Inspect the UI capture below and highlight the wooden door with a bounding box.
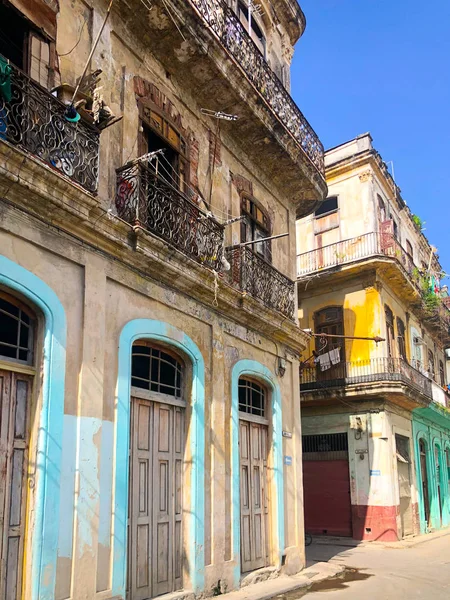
[419,440,430,527]
[239,419,269,573]
[129,397,184,600]
[395,434,413,538]
[0,370,32,600]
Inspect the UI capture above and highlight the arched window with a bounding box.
[314,306,344,352]
[385,305,395,358]
[238,377,266,417]
[0,292,35,364]
[439,360,445,387]
[396,317,407,361]
[428,349,435,381]
[131,342,183,397]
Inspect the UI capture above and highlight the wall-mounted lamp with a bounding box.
[277,357,286,378]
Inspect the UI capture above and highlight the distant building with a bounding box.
[297,133,450,541]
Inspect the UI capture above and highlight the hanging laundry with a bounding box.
[329,347,340,365]
[0,55,12,102]
[318,352,331,371]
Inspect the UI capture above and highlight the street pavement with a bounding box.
[300,532,450,599]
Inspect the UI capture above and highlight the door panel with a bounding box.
[239,420,268,573]
[0,370,32,600]
[303,459,352,537]
[129,398,184,600]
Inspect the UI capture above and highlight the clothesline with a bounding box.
[314,347,341,371]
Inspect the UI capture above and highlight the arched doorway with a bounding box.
[0,291,36,599]
[128,341,187,600]
[434,443,443,527]
[419,439,430,529]
[238,377,270,573]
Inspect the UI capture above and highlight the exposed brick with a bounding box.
[230,172,253,196]
[208,129,222,168]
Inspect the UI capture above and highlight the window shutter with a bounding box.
[29,33,50,88]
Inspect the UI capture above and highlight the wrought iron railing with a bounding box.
[297,232,416,282]
[300,357,432,399]
[0,55,99,192]
[115,161,225,270]
[188,0,324,175]
[225,245,295,319]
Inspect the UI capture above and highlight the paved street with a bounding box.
[300,533,450,599]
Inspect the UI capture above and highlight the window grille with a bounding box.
[131,344,183,397]
[302,433,348,461]
[238,378,266,417]
[0,294,34,364]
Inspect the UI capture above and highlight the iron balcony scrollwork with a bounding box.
[188,0,324,175]
[226,245,295,319]
[115,161,225,271]
[0,55,99,193]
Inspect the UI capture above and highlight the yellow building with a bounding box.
[0,0,326,598]
[296,133,450,542]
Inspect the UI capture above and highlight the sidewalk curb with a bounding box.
[214,563,345,600]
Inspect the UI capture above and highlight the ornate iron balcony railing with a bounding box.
[0,55,99,192]
[300,357,433,399]
[297,232,417,278]
[115,161,225,271]
[188,0,324,175]
[225,245,295,319]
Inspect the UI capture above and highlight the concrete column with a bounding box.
[72,255,107,598]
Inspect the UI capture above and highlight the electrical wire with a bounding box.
[59,16,88,57]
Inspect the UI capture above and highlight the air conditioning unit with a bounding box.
[413,336,425,345]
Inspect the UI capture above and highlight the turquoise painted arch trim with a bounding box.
[0,255,67,600]
[413,429,435,534]
[112,320,205,598]
[231,360,284,587]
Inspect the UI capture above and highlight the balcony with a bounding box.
[297,231,416,280]
[300,357,432,401]
[115,160,225,271]
[0,55,99,193]
[225,246,295,319]
[189,0,324,175]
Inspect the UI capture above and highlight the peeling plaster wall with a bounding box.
[0,215,305,599]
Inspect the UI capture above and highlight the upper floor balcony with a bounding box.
[115,159,225,271]
[117,0,326,214]
[300,356,436,406]
[0,54,99,193]
[225,245,295,319]
[297,231,450,342]
[188,0,324,175]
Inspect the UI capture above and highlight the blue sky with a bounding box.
[291,0,450,277]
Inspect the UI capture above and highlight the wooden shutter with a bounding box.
[28,33,50,88]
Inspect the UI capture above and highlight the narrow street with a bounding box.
[297,533,450,599]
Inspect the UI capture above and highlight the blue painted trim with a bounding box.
[230,360,284,588]
[0,255,66,600]
[112,320,205,598]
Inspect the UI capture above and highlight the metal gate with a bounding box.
[302,433,352,537]
[128,397,184,599]
[0,370,32,600]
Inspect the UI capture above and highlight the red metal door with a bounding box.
[302,433,352,537]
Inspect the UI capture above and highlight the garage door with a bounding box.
[302,433,352,537]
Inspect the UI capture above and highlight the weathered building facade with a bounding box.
[0,0,326,598]
[296,134,450,542]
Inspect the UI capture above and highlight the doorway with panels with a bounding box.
[238,377,270,574]
[0,291,36,600]
[127,341,187,600]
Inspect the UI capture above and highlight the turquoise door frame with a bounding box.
[112,319,206,598]
[0,255,67,600]
[231,360,284,587]
[412,408,450,533]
